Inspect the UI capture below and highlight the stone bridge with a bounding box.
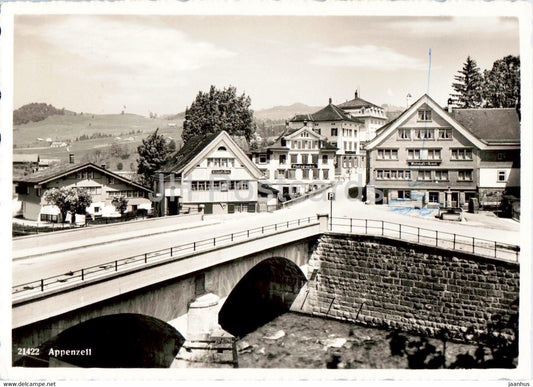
[12,215,519,367]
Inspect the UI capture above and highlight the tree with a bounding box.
[112,195,128,217]
[482,55,520,108]
[44,187,92,223]
[136,129,172,188]
[451,56,484,108]
[182,85,256,144]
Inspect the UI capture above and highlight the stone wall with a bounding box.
[302,233,519,340]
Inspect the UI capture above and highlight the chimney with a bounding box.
[406,93,412,108]
[328,98,332,105]
[69,153,75,164]
[447,98,453,113]
[355,89,359,98]
[101,163,106,169]
[303,120,308,126]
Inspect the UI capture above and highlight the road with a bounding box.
[12,182,520,287]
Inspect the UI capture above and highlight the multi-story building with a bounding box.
[288,99,366,183]
[157,131,263,215]
[337,90,388,141]
[250,125,337,200]
[365,94,520,209]
[14,157,152,222]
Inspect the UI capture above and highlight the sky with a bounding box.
[14,15,520,116]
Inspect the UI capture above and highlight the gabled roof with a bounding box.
[289,104,364,124]
[338,96,382,110]
[450,108,520,144]
[284,126,324,140]
[160,132,219,174]
[14,162,152,191]
[160,131,263,179]
[366,94,520,150]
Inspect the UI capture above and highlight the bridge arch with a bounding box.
[218,257,307,337]
[16,313,185,368]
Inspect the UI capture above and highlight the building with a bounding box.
[288,99,366,182]
[13,154,40,177]
[365,94,520,209]
[337,90,388,141]
[157,131,263,215]
[14,158,152,222]
[250,125,337,200]
[450,108,520,208]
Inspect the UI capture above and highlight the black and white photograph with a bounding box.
[1,0,531,383]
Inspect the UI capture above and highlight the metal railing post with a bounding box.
[399,224,402,239]
[350,218,353,233]
[494,242,497,258]
[453,234,456,250]
[214,237,216,246]
[41,279,44,291]
[115,260,118,271]
[247,230,250,238]
[436,231,438,247]
[145,253,147,263]
[81,269,84,281]
[262,226,264,234]
[417,227,420,243]
[170,247,173,257]
[194,241,196,251]
[365,219,367,234]
[472,238,475,254]
[382,221,384,236]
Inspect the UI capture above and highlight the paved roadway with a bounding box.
[12,182,521,287]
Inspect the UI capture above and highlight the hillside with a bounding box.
[253,103,322,121]
[13,103,75,125]
[13,113,183,172]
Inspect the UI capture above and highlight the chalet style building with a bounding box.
[157,131,263,215]
[250,125,337,200]
[365,94,520,208]
[14,158,152,222]
[337,90,388,141]
[288,99,366,183]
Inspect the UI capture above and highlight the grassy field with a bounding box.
[13,113,183,171]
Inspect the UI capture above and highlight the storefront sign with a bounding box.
[211,170,231,174]
[408,161,440,166]
[291,163,318,169]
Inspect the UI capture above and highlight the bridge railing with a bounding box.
[329,217,520,262]
[12,216,318,298]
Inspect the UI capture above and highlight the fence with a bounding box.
[329,217,520,262]
[12,216,318,298]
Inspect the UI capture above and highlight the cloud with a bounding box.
[30,16,236,75]
[310,45,427,71]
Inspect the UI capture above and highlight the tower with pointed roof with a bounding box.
[337,89,387,141]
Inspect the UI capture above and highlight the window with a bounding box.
[191,181,198,191]
[451,148,473,160]
[261,169,270,179]
[322,155,328,164]
[213,181,221,191]
[276,169,286,179]
[313,168,320,179]
[312,154,319,164]
[290,154,298,164]
[322,169,329,179]
[35,187,42,197]
[418,170,432,181]
[418,110,432,121]
[301,132,309,138]
[302,169,310,180]
[331,128,338,136]
[398,128,411,140]
[398,190,411,199]
[498,152,505,161]
[438,129,452,140]
[287,169,296,179]
[429,192,439,203]
[301,154,309,164]
[258,154,267,164]
[377,149,398,160]
[458,170,473,181]
[217,146,227,151]
[498,170,507,182]
[408,149,420,160]
[279,155,287,164]
[376,170,411,180]
[414,128,434,140]
[434,170,449,181]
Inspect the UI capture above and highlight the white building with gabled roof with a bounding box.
[157,131,263,215]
